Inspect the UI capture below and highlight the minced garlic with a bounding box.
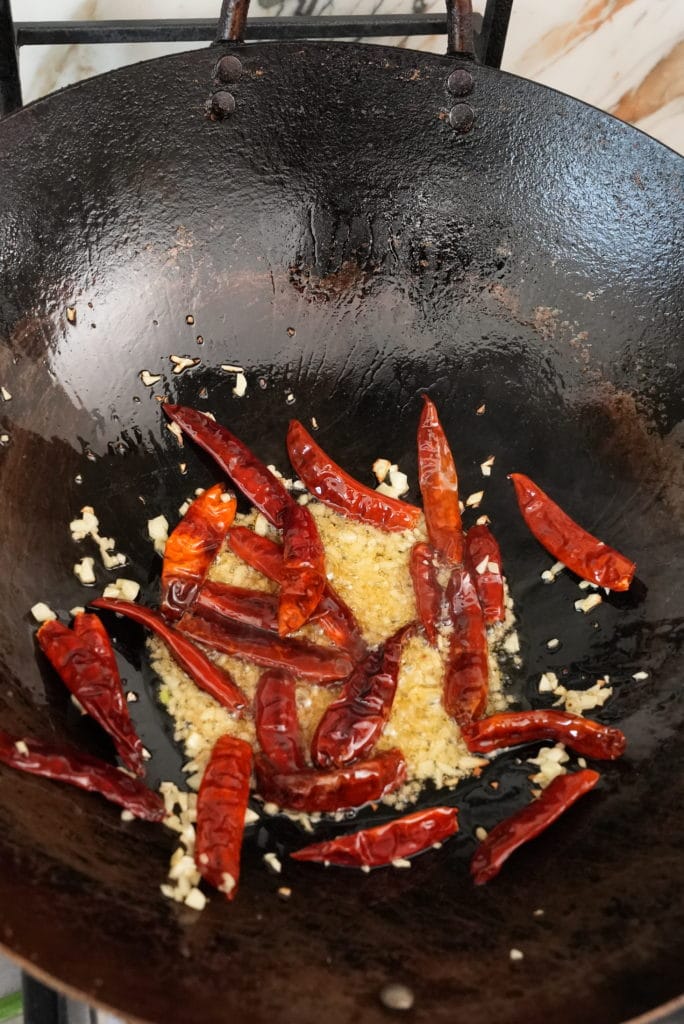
[149,500,514,818]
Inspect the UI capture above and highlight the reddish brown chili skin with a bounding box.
[287,420,421,532]
[471,769,600,884]
[313,588,367,662]
[195,580,280,633]
[510,473,636,591]
[254,669,306,772]
[292,806,459,867]
[409,542,442,645]
[255,748,407,812]
[417,395,464,564]
[0,731,164,820]
[464,524,505,624]
[311,624,414,769]
[38,617,145,777]
[91,599,247,713]
[443,568,489,728]
[195,735,252,899]
[73,612,120,677]
[228,527,366,660]
[463,710,626,760]
[227,527,285,581]
[71,613,145,773]
[161,484,236,619]
[163,404,294,528]
[177,613,353,683]
[278,501,326,636]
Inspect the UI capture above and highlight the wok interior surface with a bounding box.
[0,41,682,1024]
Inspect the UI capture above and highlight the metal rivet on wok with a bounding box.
[208,91,236,119]
[449,103,475,133]
[215,54,242,83]
[447,68,473,96]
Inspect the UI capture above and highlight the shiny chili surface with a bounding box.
[91,598,247,713]
[0,730,164,821]
[38,616,145,776]
[292,806,459,867]
[177,612,353,683]
[228,527,366,659]
[465,524,505,624]
[510,473,635,591]
[254,669,306,772]
[471,769,600,884]
[311,624,414,768]
[164,404,294,528]
[227,527,285,581]
[287,419,421,532]
[463,710,626,760]
[195,580,280,633]
[195,735,252,899]
[255,747,407,812]
[161,483,236,619]
[443,567,489,728]
[278,501,326,635]
[417,395,464,564]
[409,541,442,645]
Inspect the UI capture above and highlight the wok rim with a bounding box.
[0,39,681,163]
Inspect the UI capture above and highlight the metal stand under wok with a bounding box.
[0,0,513,116]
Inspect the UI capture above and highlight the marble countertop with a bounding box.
[10,0,684,155]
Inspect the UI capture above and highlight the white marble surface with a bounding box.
[11,0,684,154]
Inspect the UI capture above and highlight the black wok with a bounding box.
[0,10,682,1024]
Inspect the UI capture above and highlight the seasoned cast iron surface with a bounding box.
[0,41,682,1024]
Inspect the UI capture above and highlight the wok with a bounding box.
[0,1,682,1021]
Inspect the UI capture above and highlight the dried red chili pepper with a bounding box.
[228,527,366,660]
[311,623,414,769]
[0,730,164,821]
[177,612,353,683]
[287,419,421,532]
[463,710,626,760]
[91,598,247,713]
[254,669,306,772]
[278,501,326,636]
[195,735,252,900]
[443,567,489,728]
[163,404,294,528]
[417,395,464,564]
[471,769,600,884]
[195,580,280,633]
[464,524,505,624]
[255,747,407,812]
[292,806,459,867]
[37,616,145,777]
[227,527,284,580]
[510,473,636,591]
[312,587,367,662]
[161,483,236,619]
[409,542,442,645]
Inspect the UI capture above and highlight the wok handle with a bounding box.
[216,0,250,44]
[446,0,475,57]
